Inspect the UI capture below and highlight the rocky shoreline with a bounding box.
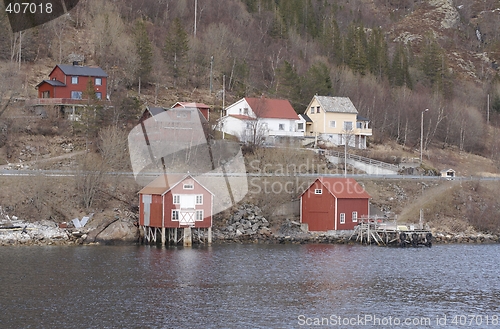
[0,205,499,246]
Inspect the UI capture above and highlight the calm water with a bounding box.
[0,243,499,329]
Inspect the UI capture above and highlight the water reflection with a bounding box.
[0,244,499,328]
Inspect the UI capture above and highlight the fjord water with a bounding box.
[0,243,499,328]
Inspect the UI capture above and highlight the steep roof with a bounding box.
[54,64,108,77]
[36,80,66,87]
[314,96,358,114]
[302,177,371,199]
[299,113,312,123]
[245,97,298,120]
[173,102,210,109]
[138,174,213,195]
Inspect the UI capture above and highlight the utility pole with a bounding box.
[222,74,225,139]
[487,93,490,125]
[210,55,214,95]
[420,108,429,164]
[194,0,197,37]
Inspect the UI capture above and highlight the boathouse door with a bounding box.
[179,195,196,226]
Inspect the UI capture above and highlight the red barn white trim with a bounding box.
[300,177,370,231]
[138,174,214,245]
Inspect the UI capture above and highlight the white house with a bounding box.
[219,97,303,143]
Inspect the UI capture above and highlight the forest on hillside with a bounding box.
[0,0,500,159]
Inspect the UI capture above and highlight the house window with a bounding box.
[316,106,320,113]
[246,122,253,129]
[344,121,353,131]
[172,210,179,221]
[310,107,315,114]
[196,195,203,205]
[243,108,249,115]
[95,92,102,100]
[173,195,180,204]
[71,91,82,99]
[183,183,194,190]
[278,124,285,131]
[352,211,358,222]
[314,189,322,194]
[340,213,345,224]
[196,210,204,221]
[329,121,336,128]
[71,76,78,84]
[357,122,363,129]
[42,91,50,98]
[297,123,304,130]
[95,77,102,86]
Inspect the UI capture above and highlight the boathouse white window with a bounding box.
[279,124,285,131]
[196,210,204,221]
[183,183,194,190]
[173,195,180,204]
[95,77,102,86]
[314,189,322,194]
[172,210,179,221]
[196,195,203,205]
[329,120,336,128]
[340,213,345,224]
[297,122,304,130]
[352,211,358,222]
[71,76,78,84]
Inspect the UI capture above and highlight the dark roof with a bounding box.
[147,107,168,116]
[55,64,108,77]
[300,113,313,122]
[356,114,370,121]
[36,80,66,87]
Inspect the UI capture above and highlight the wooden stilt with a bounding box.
[161,227,166,245]
[183,227,192,247]
[208,227,212,245]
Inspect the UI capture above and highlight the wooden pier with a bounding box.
[351,219,432,247]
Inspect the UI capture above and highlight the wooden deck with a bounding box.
[351,219,432,247]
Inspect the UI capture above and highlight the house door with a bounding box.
[179,195,196,226]
[142,195,152,226]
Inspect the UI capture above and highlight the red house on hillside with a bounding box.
[36,63,108,100]
[172,102,211,121]
[138,174,213,229]
[300,177,371,231]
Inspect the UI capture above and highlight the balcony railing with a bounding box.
[25,98,110,106]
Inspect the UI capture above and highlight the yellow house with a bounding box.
[303,96,372,149]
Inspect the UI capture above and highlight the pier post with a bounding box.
[183,227,192,247]
[174,228,178,244]
[208,227,212,245]
[161,227,165,245]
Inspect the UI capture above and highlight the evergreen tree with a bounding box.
[301,62,332,102]
[164,18,189,86]
[134,19,153,93]
[275,61,301,109]
[421,37,443,87]
[367,28,389,79]
[390,43,412,89]
[345,24,368,74]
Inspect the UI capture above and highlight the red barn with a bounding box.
[139,174,213,229]
[36,63,108,100]
[172,102,211,121]
[300,177,370,231]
